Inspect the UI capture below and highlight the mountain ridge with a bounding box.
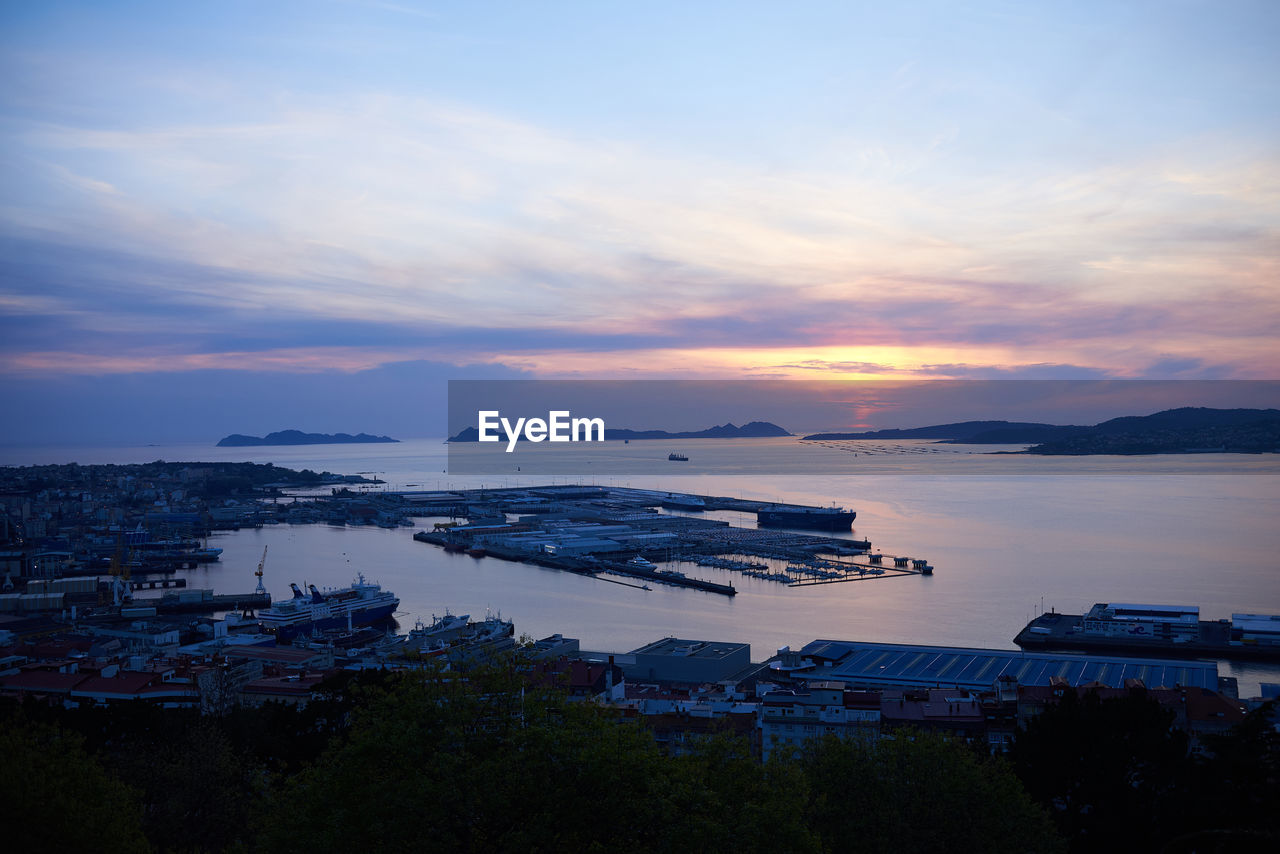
[448,420,791,442]
[803,408,1280,453]
[216,430,400,447]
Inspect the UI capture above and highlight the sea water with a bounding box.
[5,437,1278,694]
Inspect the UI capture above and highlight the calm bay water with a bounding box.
[6,437,1279,693]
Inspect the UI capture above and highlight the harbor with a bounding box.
[1015,603,1280,662]
[406,484,934,595]
[4,459,1278,698]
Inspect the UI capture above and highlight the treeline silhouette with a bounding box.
[4,666,1276,852]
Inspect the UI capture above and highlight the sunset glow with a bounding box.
[2,1,1277,441]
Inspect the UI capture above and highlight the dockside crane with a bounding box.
[107,536,133,607]
[254,546,268,595]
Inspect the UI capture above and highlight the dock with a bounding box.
[597,559,736,596]
[410,485,932,596]
[415,530,737,596]
[133,590,272,614]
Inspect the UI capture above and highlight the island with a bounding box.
[802,421,1081,443]
[802,408,1280,454]
[216,430,399,447]
[448,421,791,442]
[1022,407,1280,455]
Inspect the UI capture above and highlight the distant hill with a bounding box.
[216,430,399,447]
[1025,407,1280,455]
[607,421,791,441]
[802,409,1280,454]
[448,421,791,442]
[802,421,1080,442]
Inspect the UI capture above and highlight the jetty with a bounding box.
[410,485,932,596]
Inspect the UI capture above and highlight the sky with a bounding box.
[1,1,1278,443]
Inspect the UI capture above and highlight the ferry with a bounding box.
[1014,603,1280,662]
[756,504,856,531]
[661,493,706,511]
[258,574,399,640]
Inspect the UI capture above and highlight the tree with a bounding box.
[1162,700,1280,850]
[258,665,807,853]
[1010,688,1193,851]
[801,730,1064,854]
[1,712,148,853]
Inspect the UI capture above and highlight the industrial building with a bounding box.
[778,639,1220,692]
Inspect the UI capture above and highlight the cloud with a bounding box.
[0,359,532,445]
[2,85,1278,380]
[914,363,1117,380]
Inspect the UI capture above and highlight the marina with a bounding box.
[407,484,931,595]
[4,451,1278,697]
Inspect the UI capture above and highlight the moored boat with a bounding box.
[258,574,399,640]
[757,505,856,531]
[1014,604,1280,662]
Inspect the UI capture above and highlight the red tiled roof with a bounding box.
[71,671,158,697]
[224,646,326,664]
[242,675,326,696]
[1,670,88,693]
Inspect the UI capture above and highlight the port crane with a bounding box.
[254,546,267,595]
[106,536,133,607]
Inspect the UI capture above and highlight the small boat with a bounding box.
[668,452,688,462]
[627,555,657,570]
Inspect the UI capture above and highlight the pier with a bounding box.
[785,556,933,586]
[148,592,272,614]
[129,577,187,591]
[411,485,932,595]
[597,559,736,596]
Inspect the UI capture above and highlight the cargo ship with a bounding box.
[756,504,856,531]
[1014,603,1280,662]
[258,574,399,640]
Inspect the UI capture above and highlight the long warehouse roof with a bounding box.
[793,639,1219,690]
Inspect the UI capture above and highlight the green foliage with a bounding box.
[257,665,662,851]
[259,669,1061,854]
[202,476,254,497]
[24,675,1280,853]
[1011,688,1195,851]
[1,710,149,854]
[800,731,1064,854]
[674,734,819,852]
[112,718,261,853]
[1163,700,1280,850]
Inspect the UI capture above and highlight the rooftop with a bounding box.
[793,639,1219,691]
[631,637,750,660]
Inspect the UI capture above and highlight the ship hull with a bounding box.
[757,509,856,531]
[263,601,398,641]
[1014,612,1280,662]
